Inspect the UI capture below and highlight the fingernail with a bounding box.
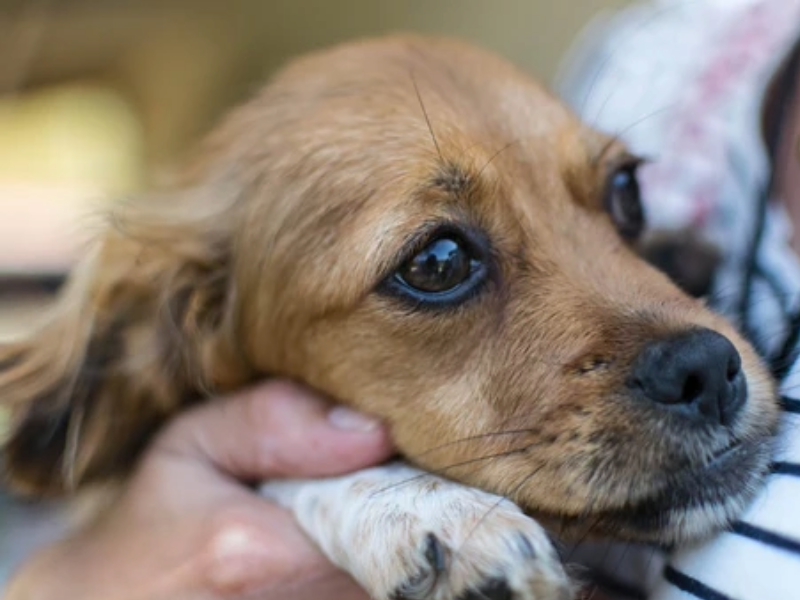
[328,406,381,432]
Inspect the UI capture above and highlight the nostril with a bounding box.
[680,373,704,403]
[628,376,645,392]
[726,355,741,382]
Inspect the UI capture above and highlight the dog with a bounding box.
[0,35,780,600]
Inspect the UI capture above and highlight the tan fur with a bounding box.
[0,35,780,545]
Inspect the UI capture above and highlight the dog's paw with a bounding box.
[261,463,574,600]
[383,496,572,600]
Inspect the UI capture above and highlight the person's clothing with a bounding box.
[558,1,800,598]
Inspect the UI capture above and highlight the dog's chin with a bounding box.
[534,438,774,547]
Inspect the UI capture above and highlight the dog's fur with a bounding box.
[0,36,781,599]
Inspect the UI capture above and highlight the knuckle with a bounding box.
[198,511,274,597]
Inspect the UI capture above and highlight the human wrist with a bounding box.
[4,540,190,600]
[5,544,77,600]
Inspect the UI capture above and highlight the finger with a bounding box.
[152,380,394,481]
[195,500,369,600]
[199,502,321,597]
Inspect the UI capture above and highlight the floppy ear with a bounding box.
[0,185,254,497]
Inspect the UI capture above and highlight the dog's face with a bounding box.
[0,36,779,547]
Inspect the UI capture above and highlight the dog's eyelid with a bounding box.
[591,135,624,168]
[590,134,647,176]
[395,221,489,265]
[603,152,646,177]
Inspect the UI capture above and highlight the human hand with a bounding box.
[5,381,393,600]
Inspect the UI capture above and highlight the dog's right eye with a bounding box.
[605,161,645,241]
[385,232,488,307]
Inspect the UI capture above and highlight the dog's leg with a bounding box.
[260,462,574,600]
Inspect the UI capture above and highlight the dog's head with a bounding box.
[0,36,779,546]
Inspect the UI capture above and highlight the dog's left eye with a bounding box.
[398,238,474,293]
[605,163,645,240]
[387,233,487,306]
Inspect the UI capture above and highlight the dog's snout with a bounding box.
[628,328,746,426]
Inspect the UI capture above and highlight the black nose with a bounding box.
[627,328,746,426]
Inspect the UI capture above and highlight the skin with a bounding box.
[4,381,393,600]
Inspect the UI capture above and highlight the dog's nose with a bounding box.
[627,328,746,426]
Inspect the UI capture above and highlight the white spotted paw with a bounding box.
[261,463,575,600]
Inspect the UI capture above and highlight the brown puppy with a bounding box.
[0,34,779,577]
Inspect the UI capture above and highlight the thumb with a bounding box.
[152,381,394,481]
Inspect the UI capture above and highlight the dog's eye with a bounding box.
[605,163,645,240]
[397,238,474,293]
[384,231,489,307]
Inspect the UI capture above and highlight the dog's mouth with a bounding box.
[534,352,781,547]
[705,438,742,467]
[535,436,772,546]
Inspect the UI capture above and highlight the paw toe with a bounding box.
[389,533,448,600]
[424,532,447,574]
[459,578,514,600]
[515,533,537,559]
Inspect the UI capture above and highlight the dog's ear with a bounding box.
[0,185,254,497]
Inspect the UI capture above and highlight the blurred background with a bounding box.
[0,0,633,588]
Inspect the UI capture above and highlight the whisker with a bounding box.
[564,514,604,564]
[777,381,800,393]
[410,72,444,163]
[606,540,632,593]
[474,139,521,181]
[584,582,600,600]
[580,0,699,127]
[611,102,679,142]
[452,463,546,561]
[590,135,622,168]
[368,444,536,498]
[414,427,542,458]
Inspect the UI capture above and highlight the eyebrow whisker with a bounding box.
[410,71,444,163]
[475,139,521,180]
